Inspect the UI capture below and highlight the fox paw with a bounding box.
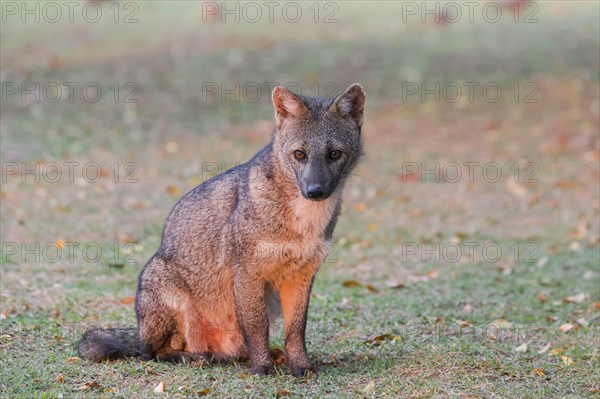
[290,364,319,377]
[251,363,276,376]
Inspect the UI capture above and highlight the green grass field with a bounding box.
[1,2,599,398]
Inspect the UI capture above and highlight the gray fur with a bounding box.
[77,83,366,376]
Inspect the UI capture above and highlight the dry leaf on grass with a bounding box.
[531,368,545,377]
[276,388,293,398]
[342,280,362,288]
[537,343,551,354]
[561,355,574,365]
[166,186,181,197]
[362,380,375,393]
[121,297,135,305]
[74,381,100,391]
[364,333,399,347]
[198,388,211,396]
[66,357,81,363]
[515,343,528,353]
[564,293,586,303]
[506,179,528,198]
[559,323,578,333]
[366,284,379,293]
[386,281,405,289]
[154,381,166,393]
[55,374,64,384]
[366,223,378,232]
[354,203,367,212]
[550,348,564,356]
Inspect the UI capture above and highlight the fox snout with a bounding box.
[300,162,333,201]
[305,184,325,200]
[301,180,331,201]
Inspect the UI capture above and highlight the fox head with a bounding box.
[271,83,365,201]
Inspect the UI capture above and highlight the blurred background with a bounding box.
[1,1,599,397]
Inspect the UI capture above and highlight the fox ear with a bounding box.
[272,86,308,129]
[329,83,366,127]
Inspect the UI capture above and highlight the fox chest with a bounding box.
[256,196,338,272]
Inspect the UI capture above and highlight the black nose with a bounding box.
[306,184,325,199]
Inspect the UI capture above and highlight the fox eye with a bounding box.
[329,150,342,160]
[294,150,306,160]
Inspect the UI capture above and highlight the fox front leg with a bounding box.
[233,271,274,375]
[279,273,316,377]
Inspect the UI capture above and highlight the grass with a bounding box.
[1,1,599,398]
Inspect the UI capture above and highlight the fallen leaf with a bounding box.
[366,223,378,232]
[397,173,419,182]
[165,141,179,154]
[455,319,472,328]
[362,380,375,392]
[198,388,211,396]
[490,319,513,329]
[121,297,135,305]
[74,381,100,391]
[118,234,137,244]
[55,374,64,383]
[576,318,589,328]
[536,256,549,268]
[564,293,586,303]
[276,388,292,398]
[166,186,181,197]
[354,203,367,212]
[569,241,581,251]
[561,355,574,365]
[366,284,379,293]
[507,179,528,198]
[49,54,65,70]
[515,343,528,353]
[364,333,399,346]
[154,381,165,393]
[537,343,551,354]
[559,323,578,333]
[52,205,71,213]
[571,219,590,239]
[531,368,545,377]
[549,348,564,356]
[536,292,548,302]
[342,280,362,288]
[427,271,439,279]
[386,281,405,289]
[66,357,81,363]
